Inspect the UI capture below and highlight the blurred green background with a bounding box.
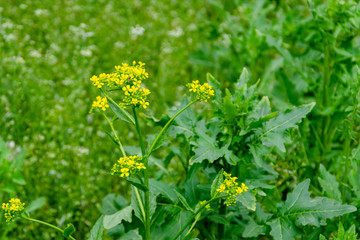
[1,0,359,239]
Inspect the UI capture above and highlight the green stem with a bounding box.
[133,108,146,157]
[321,45,331,162]
[103,112,146,225]
[218,199,226,239]
[147,100,197,156]
[103,113,126,156]
[22,215,76,240]
[171,195,223,240]
[134,185,146,221]
[133,108,151,240]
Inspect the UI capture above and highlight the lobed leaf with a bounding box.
[268,179,357,240]
[259,102,315,152]
[88,215,104,240]
[103,206,133,229]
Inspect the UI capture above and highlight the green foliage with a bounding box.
[88,216,104,240]
[268,179,356,240]
[103,206,132,229]
[63,224,76,237]
[320,222,358,240]
[2,0,360,239]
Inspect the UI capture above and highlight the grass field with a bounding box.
[1,0,360,239]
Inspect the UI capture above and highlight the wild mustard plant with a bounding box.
[1,198,76,239]
[2,198,25,222]
[87,61,254,240]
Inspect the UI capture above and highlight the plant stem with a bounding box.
[133,108,151,240]
[147,100,197,155]
[171,195,223,240]
[22,215,76,240]
[321,45,331,162]
[103,113,126,156]
[133,108,146,157]
[218,199,226,239]
[103,112,146,226]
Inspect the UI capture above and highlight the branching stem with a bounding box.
[21,215,76,240]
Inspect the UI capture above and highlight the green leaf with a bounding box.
[223,89,237,124]
[149,191,157,217]
[282,179,356,226]
[152,210,192,240]
[319,234,327,240]
[332,222,357,240]
[208,215,230,224]
[88,215,104,240]
[211,169,223,198]
[176,191,194,212]
[190,123,227,164]
[100,194,128,215]
[121,229,142,240]
[63,224,75,237]
[259,102,315,152]
[131,187,144,223]
[127,176,148,192]
[147,99,195,156]
[12,148,25,170]
[104,131,120,146]
[351,143,360,160]
[26,197,46,213]
[268,217,298,240]
[242,218,266,238]
[170,97,196,132]
[249,144,277,175]
[12,171,26,185]
[149,179,178,203]
[236,67,249,89]
[268,179,357,240]
[237,190,256,211]
[103,206,132,229]
[318,164,341,202]
[107,96,135,125]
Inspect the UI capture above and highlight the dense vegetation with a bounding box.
[1,0,360,239]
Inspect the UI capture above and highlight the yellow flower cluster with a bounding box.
[187,80,215,102]
[111,155,146,178]
[90,61,151,109]
[92,96,109,111]
[121,85,150,109]
[2,198,25,222]
[216,172,248,206]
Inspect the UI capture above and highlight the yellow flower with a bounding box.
[2,198,25,222]
[90,75,105,88]
[236,187,243,195]
[186,80,215,102]
[120,168,130,177]
[111,155,146,178]
[90,62,151,109]
[216,171,248,206]
[92,96,109,111]
[217,184,226,193]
